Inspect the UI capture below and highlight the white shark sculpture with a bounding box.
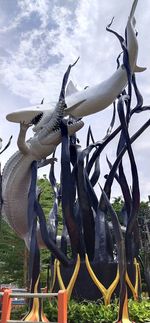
[6,0,146,126]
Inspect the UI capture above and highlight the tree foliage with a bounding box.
[0,220,24,286]
[0,175,55,287]
[37,175,54,216]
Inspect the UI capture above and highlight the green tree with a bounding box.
[37,175,54,216]
[111,196,124,225]
[0,220,24,287]
[138,201,150,295]
[0,175,56,287]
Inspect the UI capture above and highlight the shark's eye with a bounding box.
[31,113,43,125]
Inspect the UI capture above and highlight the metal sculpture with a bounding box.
[2,0,143,253]
[1,1,149,322]
[50,80,150,323]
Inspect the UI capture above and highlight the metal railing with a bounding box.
[0,289,67,323]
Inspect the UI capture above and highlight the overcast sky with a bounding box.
[0,0,150,201]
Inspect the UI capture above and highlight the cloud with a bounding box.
[0,0,135,103]
[0,1,80,103]
[0,0,51,33]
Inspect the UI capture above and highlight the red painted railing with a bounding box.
[0,289,67,323]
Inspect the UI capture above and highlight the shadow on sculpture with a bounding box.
[0,136,12,218]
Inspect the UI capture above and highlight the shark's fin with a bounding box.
[66,80,79,97]
[134,65,147,73]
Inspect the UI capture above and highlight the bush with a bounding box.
[44,298,150,323]
[10,298,150,322]
[128,299,150,323]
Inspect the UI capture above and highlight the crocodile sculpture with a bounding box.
[2,0,145,256]
[2,62,84,256]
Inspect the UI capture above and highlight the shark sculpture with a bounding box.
[2,0,145,259]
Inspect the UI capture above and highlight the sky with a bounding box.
[0,0,150,201]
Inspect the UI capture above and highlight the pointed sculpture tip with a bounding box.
[71,56,80,68]
[129,0,138,21]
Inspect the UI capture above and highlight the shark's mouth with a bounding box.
[30,108,82,135]
[6,106,68,133]
[31,112,43,125]
[31,111,61,132]
[31,109,63,133]
[6,100,55,125]
[6,107,45,124]
[31,99,67,133]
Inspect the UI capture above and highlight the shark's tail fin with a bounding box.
[129,0,138,21]
[128,1,147,73]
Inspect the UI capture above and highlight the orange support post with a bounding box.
[1,289,12,323]
[58,290,67,323]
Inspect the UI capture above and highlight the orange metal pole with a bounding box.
[58,290,67,323]
[1,289,12,323]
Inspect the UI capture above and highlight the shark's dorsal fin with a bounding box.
[66,80,79,97]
